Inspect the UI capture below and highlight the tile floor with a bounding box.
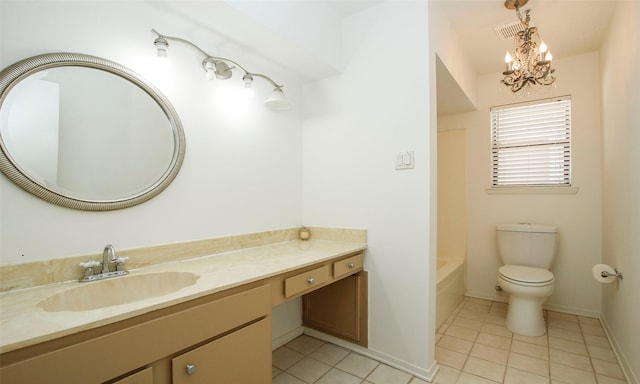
[272,297,628,384]
[272,334,428,384]
[435,298,627,384]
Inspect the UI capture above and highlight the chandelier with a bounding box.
[501,0,555,93]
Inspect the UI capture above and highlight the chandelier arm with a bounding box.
[151,29,284,89]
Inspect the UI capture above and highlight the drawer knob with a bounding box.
[185,364,197,375]
[307,277,315,284]
[348,263,355,269]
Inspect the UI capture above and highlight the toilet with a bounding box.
[496,223,557,336]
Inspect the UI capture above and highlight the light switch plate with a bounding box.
[395,151,415,170]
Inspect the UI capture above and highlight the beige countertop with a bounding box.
[0,239,366,354]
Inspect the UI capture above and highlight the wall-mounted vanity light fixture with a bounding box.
[151,28,291,110]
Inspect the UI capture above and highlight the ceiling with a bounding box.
[434,0,618,115]
[436,0,617,76]
[325,0,386,16]
[296,0,618,116]
[327,0,617,75]
[150,1,618,116]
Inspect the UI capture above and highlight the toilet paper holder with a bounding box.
[600,268,624,280]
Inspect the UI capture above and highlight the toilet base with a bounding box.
[505,296,547,336]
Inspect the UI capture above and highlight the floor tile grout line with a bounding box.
[279,298,627,384]
[546,309,552,380]
[579,315,601,382]
[579,316,625,383]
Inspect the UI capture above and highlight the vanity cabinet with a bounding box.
[0,249,367,384]
[304,271,368,346]
[303,253,368,347]
[0,284,271,384]
[269,252,368,346]
[269,252,364,306]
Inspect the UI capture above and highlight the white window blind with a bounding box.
[490,97,571,187]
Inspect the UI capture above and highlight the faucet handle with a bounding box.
[80,260,101,268]
[79,260,101,279]
[115,256,129,272]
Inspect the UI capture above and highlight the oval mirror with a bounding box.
[0,53,185,210]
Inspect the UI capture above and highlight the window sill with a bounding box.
[486,186,579,195]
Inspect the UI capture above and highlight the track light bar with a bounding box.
[151,28,291,110]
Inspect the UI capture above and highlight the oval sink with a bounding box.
[40,272,199,312]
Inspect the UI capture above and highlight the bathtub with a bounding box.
[436,258,465,331]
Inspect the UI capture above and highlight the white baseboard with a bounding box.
[303,327,440,382]
[464,290,508,304]
[272,326,304,350]
[601,316,639,384]
[542,302,600,318]
[464,291,600,318]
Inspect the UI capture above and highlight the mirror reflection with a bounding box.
[0,53,185,210]
[1,67,174,200]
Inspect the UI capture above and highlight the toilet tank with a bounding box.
[497,223,557,268]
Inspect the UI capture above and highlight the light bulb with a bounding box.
[204,61,216,80]
[241,74,254,98]
[539,41,548,54]
[545,51,553,61]
[505,51,513,72]
[154,37,171,69]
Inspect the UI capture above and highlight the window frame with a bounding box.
[489,96,573,190]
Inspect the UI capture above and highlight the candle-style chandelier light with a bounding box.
[501,0,555,93]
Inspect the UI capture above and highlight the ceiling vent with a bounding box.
[494,20,527,40]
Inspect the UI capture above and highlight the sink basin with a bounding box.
[40,272,199,312]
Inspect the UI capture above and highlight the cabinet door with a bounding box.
[303,271,368,347]
[172,318,271,384]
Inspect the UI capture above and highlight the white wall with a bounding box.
[0,1,304,264]
[439,52,604,317]
[600,1,640,382]
[437,129,467,261]
[2,1,439,379]
[303,1,436,379]
[428,2,477,111]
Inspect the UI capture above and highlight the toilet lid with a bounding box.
[499,265,554,284]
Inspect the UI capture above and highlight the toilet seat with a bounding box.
[499,265,554,286]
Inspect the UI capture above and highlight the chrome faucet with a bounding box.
[79,244,129,282]
[102,244,117,273]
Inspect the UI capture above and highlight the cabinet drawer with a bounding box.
[112,367,153,384]
[284,265,331,298]
[333,253,363,279]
